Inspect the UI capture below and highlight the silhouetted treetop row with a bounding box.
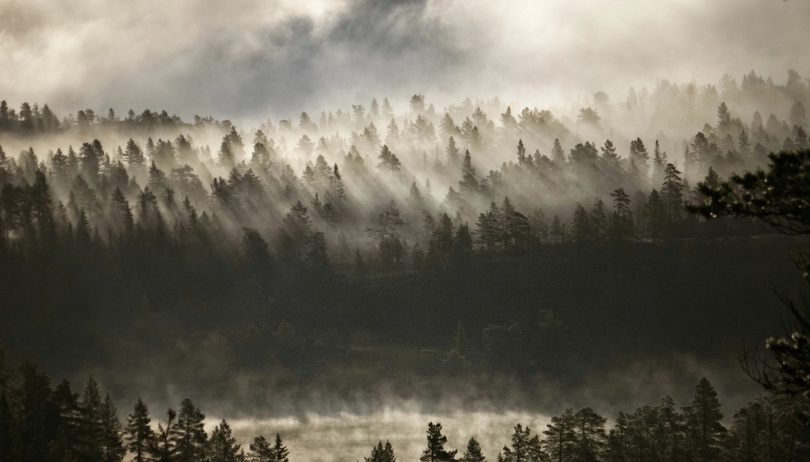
[1,349,808,462]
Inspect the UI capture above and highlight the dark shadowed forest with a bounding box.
[2,69,810,460]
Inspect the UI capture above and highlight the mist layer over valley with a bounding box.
[3,1,810,460]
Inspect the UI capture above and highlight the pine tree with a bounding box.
[219,138,235,169]
[589,199,608,242]
[125,398,156,462]
[738,130,751,159]
[79,141,101,184]
[656,394,685,462]
[18,360,53,462]
[685,377,726,462]
[451,223,473,265]
[651,140,666,187]
[476,203,500,251]
[332,164,347,201]
[377,145,402,172]
[366,440,397,462]
[569,142,598,164]
[551,138,565,164]
[516,139,527,165]
[447,136,461,164]
[170,398,207,462]
[386,118,400,146]
[609,188,633,241]
[717,102,732,133]
[77,376,104,462]
[368,201,406,265]
[629,137,649,181]
[459,150,478,193]
[150,409,176,462]
[600,140,619,162]
[208,419,244,462]
[550,215,566,245]
[500,424,544,462]
[124,138,145,173]
[572,203,591,243]
[251,130,271,170]
[573,407,606,462]
[543,409,576,462]
[421,422,457,462]
[249,435,274,461]
[110,187,134,236]
[227,126,245,161]
[644,189,666,240]
[660,163,684,230]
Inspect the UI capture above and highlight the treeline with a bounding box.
[0,350,287,462]
[3,71,810,272]
[0,102,229,136]
[0,350,808,461]
[1,72,808,385]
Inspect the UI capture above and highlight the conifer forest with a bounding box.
[2,1,810,461]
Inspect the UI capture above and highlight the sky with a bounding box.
[1,0,809,123]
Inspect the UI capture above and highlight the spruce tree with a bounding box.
[125,398,156,462]
[271,434,289,462]
[100,394,125,462]
[461,437,486,462]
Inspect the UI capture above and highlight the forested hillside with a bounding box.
[1,70,810,459]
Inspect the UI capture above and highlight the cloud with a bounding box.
[0,0,808,123]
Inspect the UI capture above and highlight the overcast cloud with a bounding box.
[1,0,808,122]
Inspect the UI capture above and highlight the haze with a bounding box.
[2,1,810,460]
[2,0,809,122]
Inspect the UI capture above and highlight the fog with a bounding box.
[222,409,551,462]
[1,1,810,459]
[2,0,809,122]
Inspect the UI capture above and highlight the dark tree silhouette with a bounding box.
[125,398,156,462]
[690,149,810,394]
[421,422,457,462]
